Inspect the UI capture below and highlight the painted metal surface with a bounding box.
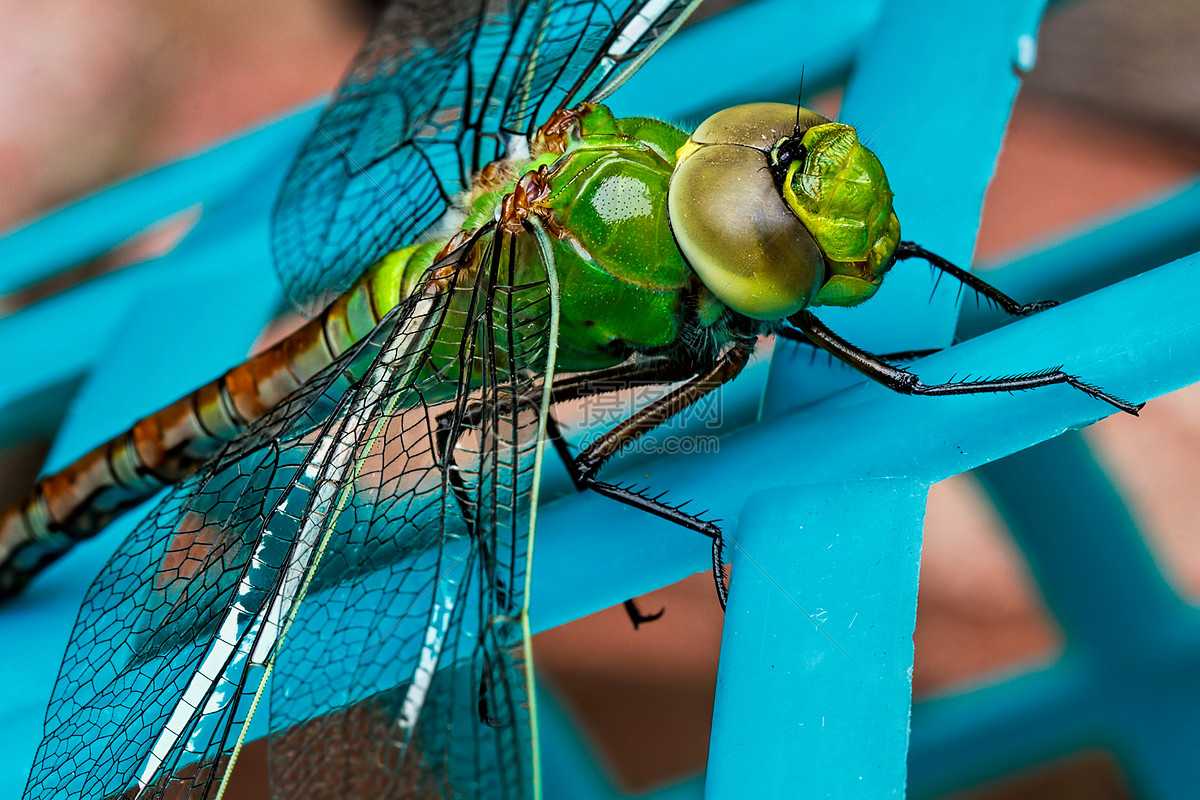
[708,479,925,797]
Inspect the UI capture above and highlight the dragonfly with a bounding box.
[0,0,1143,797]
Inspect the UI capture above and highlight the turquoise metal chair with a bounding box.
[3,0,1199,796]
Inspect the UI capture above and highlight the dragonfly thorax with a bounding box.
[518,104,710,370]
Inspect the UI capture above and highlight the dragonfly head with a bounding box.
[668,103,900,321]
[771,121,899,307]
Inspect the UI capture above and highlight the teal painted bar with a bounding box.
[607,0,883,124]
[981,435,1190,658]
[707,480,924,797]
[959,176,1200,339]
[907,435,1200,800]
[909,660,1103,797]
[710,0,1048,793]
[0,107,314,295]
[995,437,1200,800]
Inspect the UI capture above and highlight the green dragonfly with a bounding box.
[2,0,1141,797]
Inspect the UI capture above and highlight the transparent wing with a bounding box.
[271,0,701,315]
[23,225,558,800]
[501,0,704,133]
[265,226,556,799]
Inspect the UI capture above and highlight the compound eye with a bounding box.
[668,143,824,320]
[690,103,831,151]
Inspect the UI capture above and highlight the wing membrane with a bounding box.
[503,0,701,131]
[265,228,555,799]
[24,226,558,800]
[22,287,435,799]
[271,0,701,315]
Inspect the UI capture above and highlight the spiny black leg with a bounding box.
[548,357,700,405]
[441,362,684,474]
[895,241,1057,317]
[561,343,752,609]
[443,356,701,497]
[544,357,710,489]
[450,355,703,480]
[543,412,583,490]
[478,648,501,727]
[623,598,665,629]
[454,356,699,428]
[582,484,730,611]
[467,349,743,611]
[439,356,713,618]
[788,310,1143,415]
[435,407,480,534]
[776,326,941,362]
[572,343,751,480]
[580,479,729,609]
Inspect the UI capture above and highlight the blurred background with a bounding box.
[2,0,1199,797]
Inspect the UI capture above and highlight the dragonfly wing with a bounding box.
[266,227,557,799]
[271,0,701,316]
[504,0,704,131]
[21,278,446,799]
[23,227,557,800]
[273,0,490,315]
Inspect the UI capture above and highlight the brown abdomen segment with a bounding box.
[0,276,390,598]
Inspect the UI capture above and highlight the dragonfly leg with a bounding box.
[559,342,755,609]
[895,240,1058,316]
[433,410,478,533]
[787,310,1144,415]
[570,476,730,607]
[442,356,703,496]
[433,406,509,616]
[433,358,702,627]
[776,326,941,363]
[439,354,738,615]
[623,598,665,629]
[547,412,670,628]
[547,356,701,405]
[497,356,710,492]
[570,343,752,481]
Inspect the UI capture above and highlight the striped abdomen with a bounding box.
[0,257,417,597]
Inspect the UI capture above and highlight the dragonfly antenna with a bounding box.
[865,105,904,147]
[795,65,806,134]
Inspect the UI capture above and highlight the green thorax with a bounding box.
[528,105,697,370]
[356,104,705,376]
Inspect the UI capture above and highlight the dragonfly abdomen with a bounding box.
[0,256,414,597]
